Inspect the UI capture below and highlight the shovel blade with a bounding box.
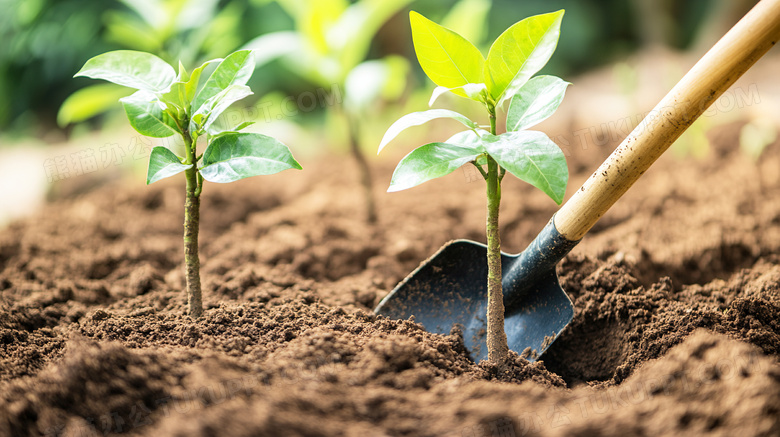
[374,240,574,362]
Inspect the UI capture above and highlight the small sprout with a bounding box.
[75,50,301,318]
[379,11,570,365]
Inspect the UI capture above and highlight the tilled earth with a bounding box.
[1,119,780,436]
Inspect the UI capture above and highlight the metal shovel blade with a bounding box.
[375,219,578,362]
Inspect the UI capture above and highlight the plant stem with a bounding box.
[183,130,203,318]
[485,106,508,365]
[346,112,377,223]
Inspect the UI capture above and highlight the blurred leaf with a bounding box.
[428,83,486,106]
[147,146,191,184]
[379,109,478,153]
[199,133,302,183]
[485,10,564,106]
[410,11,484,99]
[57,83,132,126]
[482,131,567,204]
[441,0,491,47]
[740,118,777,162]
[103,10,161,53]
[75,50,176,93]
[242,31,304,67]
[506,76,569,131]
[192,50,254,115]
[335,0,415,75]
[120,90,180,137]
[345,55,409,110]
[388,142,484,192]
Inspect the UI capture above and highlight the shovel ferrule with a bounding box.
[502,216,580,309]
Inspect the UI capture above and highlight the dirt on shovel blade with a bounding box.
[2,119,780,436]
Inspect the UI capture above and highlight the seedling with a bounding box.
[75,50,301,318]
[379,11,569,364]
[244,0,414,223]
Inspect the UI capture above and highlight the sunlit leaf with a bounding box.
[75,50,176,93]
[120,90,180,137]
[147,146,192,184]
[506,75,569,131]
[191,84,253,132]
[485,10,564,105]
[482,131,568,203]
[409,11,484,98]
[388,142,484,192]
[192,50,255,114]
[199,133,302,183]
[428,83,486,106]
[378,109,478,153]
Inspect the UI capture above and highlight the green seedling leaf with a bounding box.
[120,90,180,137]
[482,131,568,204]
[75,50,176,94]
[186,58,222,105]
[192,50,255,115]
[506,76,570,131]
[147,146,192,184]
[199,133,302,183]
[410,11,484,98]
[485,10,564,106]
[192,84,253,132]
[429,83,487,106]
[378,109,478,153]
[389,142,485,192]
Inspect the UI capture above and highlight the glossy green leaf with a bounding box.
[120,90,180,137]
[147,146,192,184]
[428,83,487,106]
[443,128,489,149]
[192,50,254,114]
[482,131,568,204]
[199,133,302,183]
[409,11,484,98]
[75,50,176,93]
[506,75,570,132]
[192,84,253,132]
[186,58,222,105]
[379,109,478,153]
[485,10,564,105]
[57,84,133,126]
[388,142,484,192]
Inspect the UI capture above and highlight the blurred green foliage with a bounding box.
[0,0,721,137]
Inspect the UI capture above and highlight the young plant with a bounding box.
[244,0,414,223]
[74,50,302,318]
[379,11,569,365]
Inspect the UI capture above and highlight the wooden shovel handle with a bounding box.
[554,0,780,241]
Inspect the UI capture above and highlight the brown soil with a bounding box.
[2,119,780,436]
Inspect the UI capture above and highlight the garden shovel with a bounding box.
[375,0,780,362]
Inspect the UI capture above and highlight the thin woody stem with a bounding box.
[182,128,202,318]
[485,104,509,365]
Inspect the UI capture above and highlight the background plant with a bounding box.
[243,0,414,223]
[379,10,569,365]
[74,49,302,318]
